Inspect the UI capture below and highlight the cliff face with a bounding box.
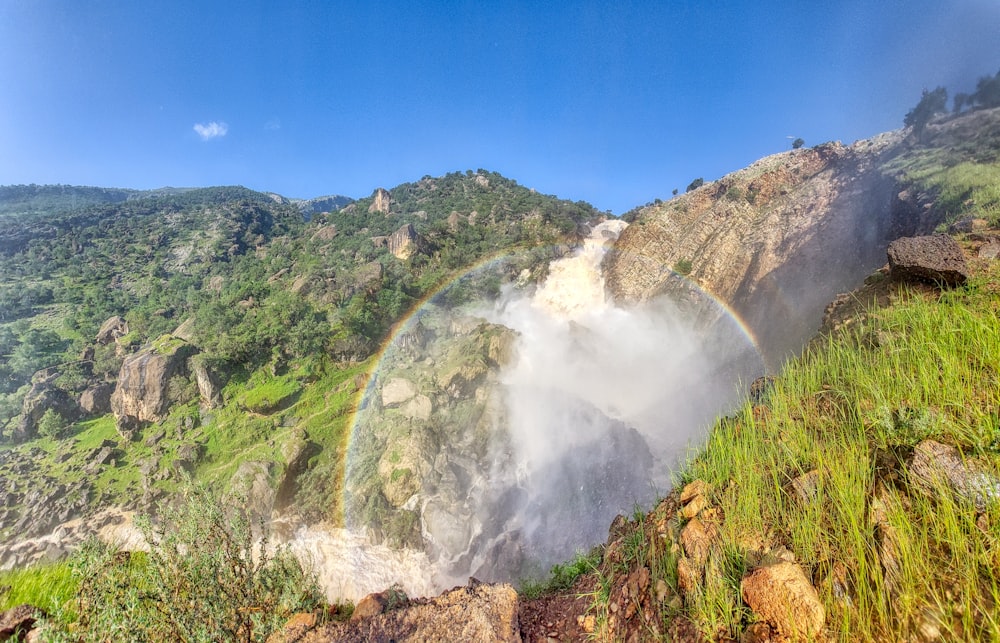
[604,132,930,365]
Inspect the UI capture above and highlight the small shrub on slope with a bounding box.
[58,486,323,642]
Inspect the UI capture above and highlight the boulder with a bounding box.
[191,359,222,409]
[0,603,44,640]
[304,582,520,643]
[909,439,1000,511]
[387,223,424,260]
[96,315,129,345]
[401,395,432,421]
[311,224,338,241]
[740,561,826,641]
[79,383,113,416]
[887,234,969,286]
[13,382,81,443]
[110,335,197,439]
[381,378,417,408]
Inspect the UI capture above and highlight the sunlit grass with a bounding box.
[672,270,1000,640]
[0,562,77,615]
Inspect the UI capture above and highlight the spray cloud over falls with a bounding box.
[332,220,763,599]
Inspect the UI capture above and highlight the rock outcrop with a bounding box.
[387,223,424,260]
[368,187,391,214]
[110,335,197,439]
[887,234,969,286]
[302,582,521,643]
[13,381,81,443]
[191,359,222,409]
[95,315,129,345]
[604,134,930,366]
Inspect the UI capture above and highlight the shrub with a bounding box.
[685,178,704,193]
[792,137,805,149]
[64,486,324,642]
[674,258,693,276]
[37,408,67,439]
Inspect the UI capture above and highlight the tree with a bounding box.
[953,92,970,114]
[686,178,704,193]
[904,87,948,136]
[972,70,1000,109]
[791,138,805,149]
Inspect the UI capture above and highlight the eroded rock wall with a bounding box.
[604,133,929,365]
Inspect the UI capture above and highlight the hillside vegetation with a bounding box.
[0,172,602,549]
[4,82,1000,640]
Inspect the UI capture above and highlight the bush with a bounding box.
[674,258,693,276]
[63,486,324,642]
[792,137,805,149]
[37,408,67,439]
[685,178,704,193]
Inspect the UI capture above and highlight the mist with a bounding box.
[328,220,763,600]
[472,221,763,575]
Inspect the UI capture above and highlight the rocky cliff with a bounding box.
[604,132,933,366]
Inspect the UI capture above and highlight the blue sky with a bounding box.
[1,1,998,214]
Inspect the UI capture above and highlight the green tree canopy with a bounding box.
[904,87,948,134]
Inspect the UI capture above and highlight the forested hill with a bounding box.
[0,172,603,440]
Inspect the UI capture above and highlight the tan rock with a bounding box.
[680,516,715,565]
[368,187,391,214]
[676,556,701,598]
[307,582,520,643]
[679,479,712,504]
[740,561,825,641]
[680,493,709,519]
[604,132,913,365]
[381,377,417,408]
[266,612,317,643]
[351,591,389,621]
[109,335,197,439]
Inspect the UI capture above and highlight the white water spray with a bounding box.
[323,219,762,598]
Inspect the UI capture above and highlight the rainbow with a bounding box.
[337,244,765,526]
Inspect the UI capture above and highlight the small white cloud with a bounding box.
[264,118,281,131]
[193,121,228,141]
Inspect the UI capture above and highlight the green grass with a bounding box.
[0,562,77,614]
[519,549,602,600]
[675,270,1000,640]
[239,375,302,413]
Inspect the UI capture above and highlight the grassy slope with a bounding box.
[558,254,1000,642]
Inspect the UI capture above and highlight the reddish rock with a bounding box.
[740,561,825,641]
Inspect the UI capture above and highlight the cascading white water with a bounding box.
[279,522,439,603]
[299,218,762,601]
[477,220,760,570]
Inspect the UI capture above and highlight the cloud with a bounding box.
[193,121,228,141]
